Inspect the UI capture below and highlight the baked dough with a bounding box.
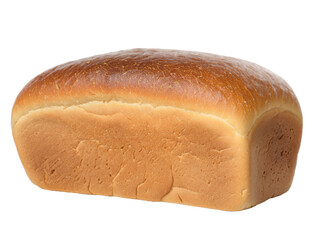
[12,49,302,210]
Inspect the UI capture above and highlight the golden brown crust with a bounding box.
[11,49,301,134]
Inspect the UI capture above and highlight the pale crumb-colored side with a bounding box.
[247,109,302,207]
[13,101,249,211]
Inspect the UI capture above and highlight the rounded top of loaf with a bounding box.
[12,48,302,134]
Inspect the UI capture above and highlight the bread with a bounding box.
[11,49,302,211]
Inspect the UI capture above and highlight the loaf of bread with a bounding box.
[11,49,302,211]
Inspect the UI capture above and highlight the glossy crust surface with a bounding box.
[12,49,301,134]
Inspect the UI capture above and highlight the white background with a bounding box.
[1,0,319,239]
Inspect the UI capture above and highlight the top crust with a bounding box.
[11,49,302,134]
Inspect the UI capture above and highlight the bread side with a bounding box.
[13,101,249,210]
[248,109,302,207]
